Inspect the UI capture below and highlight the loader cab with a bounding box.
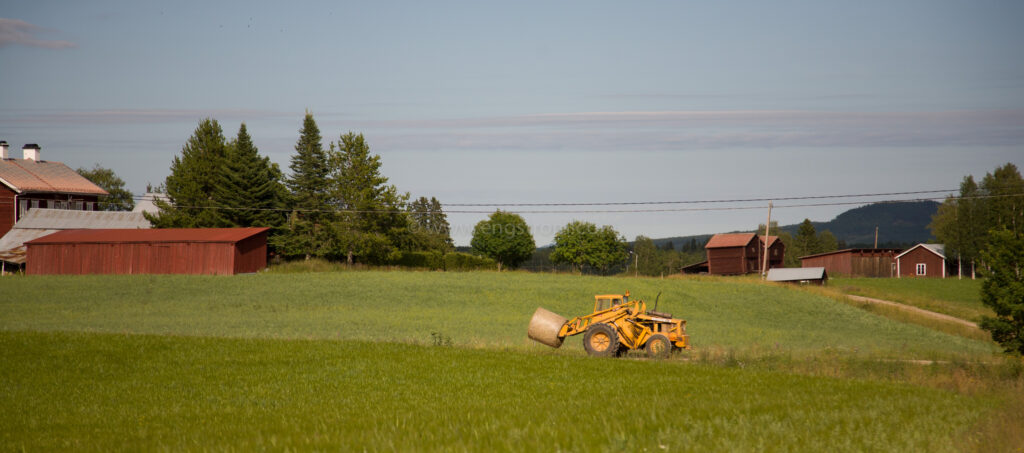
[594,292,629,312]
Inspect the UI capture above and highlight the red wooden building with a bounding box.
[0,142,107,238]
[895,244,948,278]
[25,228,269,275]
[705,233,785,275]
[799,248,901,278]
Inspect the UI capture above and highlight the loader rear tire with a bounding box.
[583,323,620,358]
[645,334,672,360]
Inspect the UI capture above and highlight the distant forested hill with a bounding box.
[651,201,940,250]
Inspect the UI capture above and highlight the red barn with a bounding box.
[0,142,108,238]
[705,233,786,275]
[25,228,269,275]
[760,235,785,270]
[705,233,759,275]
[895,244,948,278]
[800,248,901,278]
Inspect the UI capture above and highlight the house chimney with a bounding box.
[23,144,40,161]
[0,141,8,159]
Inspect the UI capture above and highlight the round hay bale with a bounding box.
[528,307,567,348]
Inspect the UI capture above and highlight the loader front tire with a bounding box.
[645,334,672,360]
[583,323,620,358]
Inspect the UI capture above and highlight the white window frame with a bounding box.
[916,263,927,276]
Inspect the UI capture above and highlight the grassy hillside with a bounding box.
[831,277,993,322]
[0,331,993,452]
[0,271,996,358]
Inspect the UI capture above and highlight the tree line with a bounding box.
[141,114,458,265]
[928,163,1024,355]
[929,163,1024,278]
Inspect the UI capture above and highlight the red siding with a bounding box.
[707,235,782,275]
[233,231,268,274]
[25,228,268,275]
[897,247,946,278]
[707,247,748,275]
[801,249,898,277]
[0,186,14,238]
[0,188,101,238]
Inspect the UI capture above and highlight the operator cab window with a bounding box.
[595,297,624,311]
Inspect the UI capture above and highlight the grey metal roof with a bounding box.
[895,243,945,260]
[0,208,150,263]
[766,267,828,282]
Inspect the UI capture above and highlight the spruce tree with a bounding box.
[149,118,230,228]
[215,123,287,229]
[278,113,333,259]
[408,196,454,252]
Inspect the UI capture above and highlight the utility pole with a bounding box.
[874,226,878,249]
[762,201,772,279]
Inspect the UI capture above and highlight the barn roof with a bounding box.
[0,209,151,264]
[0,159,107,195]
[759,235,782,247]
[895,243,945,260]
[705,233,757,249]
[26,227,269,245]
[766,267,828,282]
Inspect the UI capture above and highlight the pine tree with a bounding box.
[429,197,453,250]
[215,123,287,230]
[149,118,230,228]
[278,113,332,259]
[408,196,454,252]
[794,219,820,256]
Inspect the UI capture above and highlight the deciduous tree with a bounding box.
[470,211,535,271]
[329,132,410,264]
[76,164,134,211]
[550,221,627,274]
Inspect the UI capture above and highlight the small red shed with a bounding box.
[25,227,269,275]
[895,244,947,278]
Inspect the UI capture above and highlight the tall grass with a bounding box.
[0,331,994,452]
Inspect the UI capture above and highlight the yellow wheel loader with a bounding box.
[528,291,690,358]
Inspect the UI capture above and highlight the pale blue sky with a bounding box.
[2,0,1022,244]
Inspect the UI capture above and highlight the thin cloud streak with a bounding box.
[0,18,75,49]
[0,108,292,124]
[365,110,1024,151]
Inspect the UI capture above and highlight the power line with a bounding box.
[439,189,959,207]
[7,191,1020,214]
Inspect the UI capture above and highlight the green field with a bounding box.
[831,277,993,322]
[0,272,997,358]
[0,331,998,452]
[1,271,1020,451]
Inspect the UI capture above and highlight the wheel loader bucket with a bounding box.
[528,307,567,348]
